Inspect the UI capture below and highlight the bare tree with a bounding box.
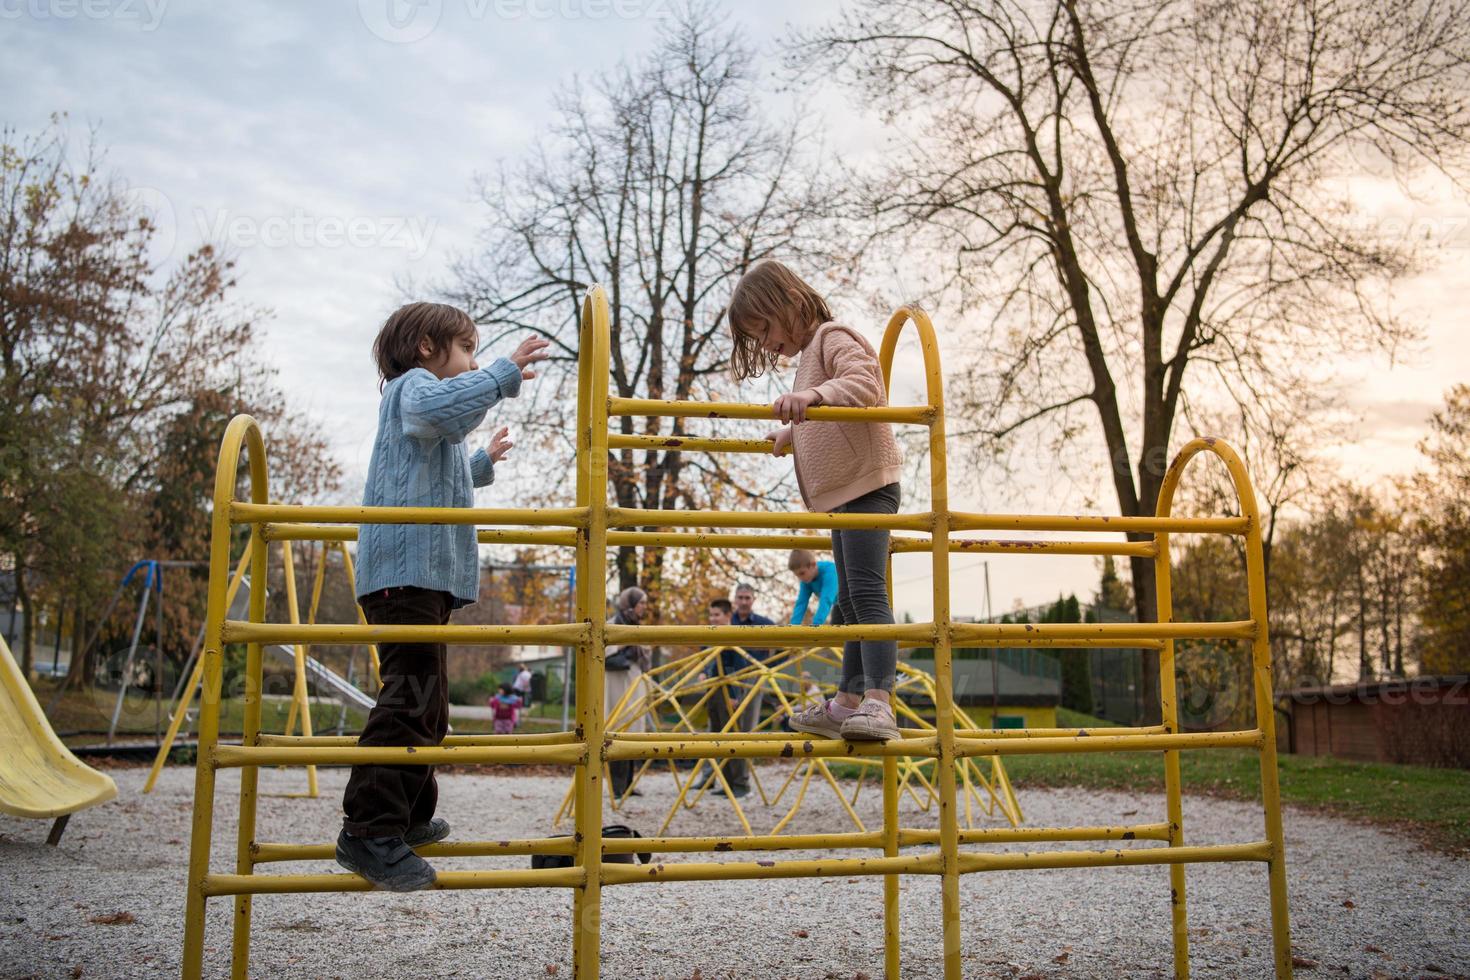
[447,5,846,614]
[794,0,1470,720]
[0,117,339,683]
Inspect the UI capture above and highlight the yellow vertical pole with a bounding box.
[338,543,381,688]
[1159,440,1291,977]
[144,547,250,795]
[1239,482,1293,977]
[881,308,958,977]
[1153,529,1190,978]
[882,754,900,978]
[306,540,328,626]
[882,442,901,977]
[278,538,319,797]
[182,416,265,980]
[572,286,610,979]
[230,498,270,978]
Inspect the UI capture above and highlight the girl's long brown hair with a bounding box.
[727,260,833,380]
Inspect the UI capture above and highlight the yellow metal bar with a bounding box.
[1161,439,1293,977]
[608,396,936,425]
[232,501,589,527]
[221,621,590,646]
[949,725,1169,738]
[601,830,884,854]
[603,735,936,761]
[951,730,1262,758]
[601,853,940,885]
[605,623,933,645]
[231,521,269,980]
[954,841,1273,873]
[608,530,831,550]
[887,305,964,979]
[607,433,790,455]
[948,636,1169,649]
[263,523,579,548]
[203,867,585,897]
[213,743,587,768]
[574,284,611,979]
[949,621,1255,644]
[900,823,1173,845]
[182,414,267,980]
[212,840,1274,899]
[253,837,578,863]
[253,731,582,747]
[304,821,1162,859]
[883,755,900,980]
[1154,512,1190,977]
[949,511,1250,535]
[608,506,933,531]
[268,522,1164,560]
[890,535,1158,557]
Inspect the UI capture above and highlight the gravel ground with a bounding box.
[1,763,1466,979]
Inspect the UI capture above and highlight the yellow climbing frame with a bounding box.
[561,645,1024,839]
[179,286,1293,979]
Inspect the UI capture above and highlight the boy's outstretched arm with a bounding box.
[401,360,523,442]
[401,338,549,442]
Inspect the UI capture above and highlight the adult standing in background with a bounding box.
[512,662,533,713]
[731,582,774,659]
[605,587,652,798]
[698,583,776,798]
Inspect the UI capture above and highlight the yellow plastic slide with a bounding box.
[0,634,117,842]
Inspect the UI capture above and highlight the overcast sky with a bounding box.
[5,0,1467,621]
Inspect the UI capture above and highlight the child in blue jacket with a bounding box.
[788,549,840,627]
[336,301,548,892]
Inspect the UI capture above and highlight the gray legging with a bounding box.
[830,482,902,696]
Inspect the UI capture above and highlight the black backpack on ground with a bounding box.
[530,824,652,868]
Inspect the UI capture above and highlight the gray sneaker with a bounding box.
[403,817,450,849]
[787,699,846,739]
[839,698,900,742]
[336,830,437,891]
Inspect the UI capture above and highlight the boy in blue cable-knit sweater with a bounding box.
[335,301,548,892]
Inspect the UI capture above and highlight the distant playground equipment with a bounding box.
[43,558,180,747]
[560,644,1022,837]
[143,538,380,797]
[0,634,117,845]
[179,287,1294,979]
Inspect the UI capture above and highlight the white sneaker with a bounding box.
[787,698,846,739]
[839,698,900,741]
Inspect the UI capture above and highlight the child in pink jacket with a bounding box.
[726,259,903,742]
[490,683,521,735]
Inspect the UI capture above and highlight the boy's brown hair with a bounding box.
[708,597,733,615]
[372,301,477,389]
[727,259,833,380]
[788,549,817,572]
